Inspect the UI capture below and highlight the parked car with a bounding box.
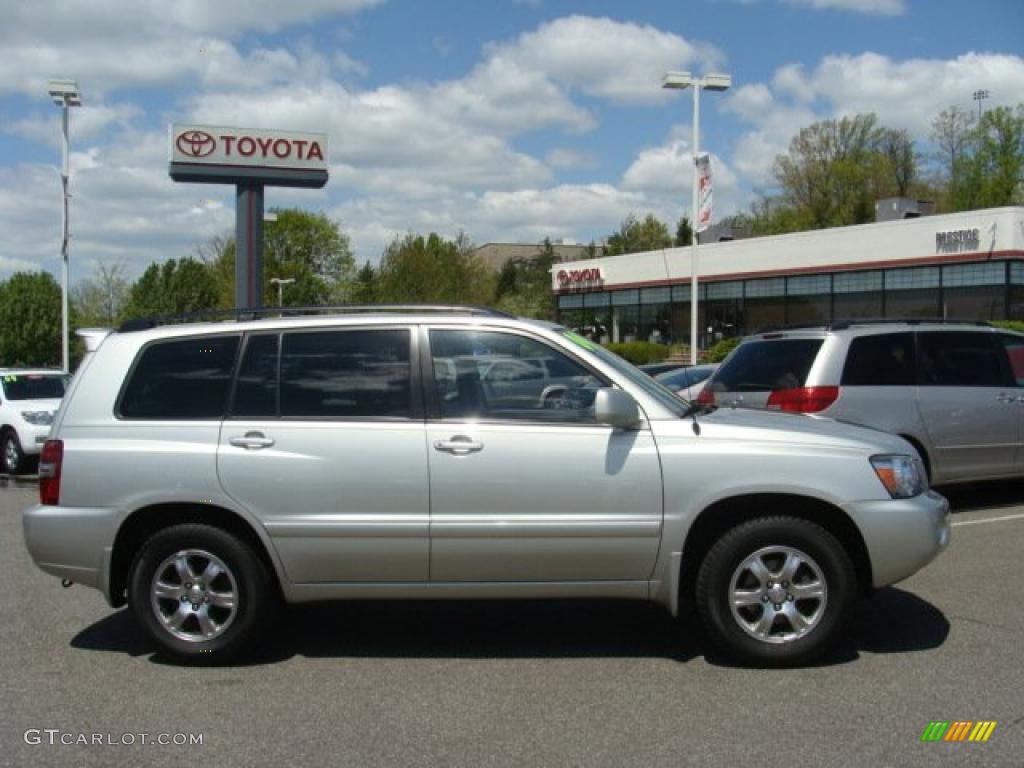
[638,361,686,377]
[699,320,1024,485]
[655,364,720,401]
[0,369,69,475]
[24,307,949,666]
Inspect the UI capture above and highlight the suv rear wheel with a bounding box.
[129,524,276,663]
[696,516,855,666]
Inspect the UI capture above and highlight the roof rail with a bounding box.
[827,317,992,331]
[118,304,514,333]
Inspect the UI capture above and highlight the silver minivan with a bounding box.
[23,307,949,666]
[700,321,1024,485]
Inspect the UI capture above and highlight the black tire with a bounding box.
[128,524,277,663]
[695,516,856,667]
[3,430,25,475]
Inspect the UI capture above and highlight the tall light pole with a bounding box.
[270,277,295,307]
[662,71,731,364]
[47,79,81,374]
[972,89,990,122]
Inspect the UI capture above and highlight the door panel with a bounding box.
[218,421,429,582]
[217,328,430,584]
[916,331,1018,482]
[425,328,663,582]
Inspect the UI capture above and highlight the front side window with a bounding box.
[841,332,916,386]
[917,331,1014,387]
[429,329,602,423]
[279,329,411,418]
[119,335,240,419]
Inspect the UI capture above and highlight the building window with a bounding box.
[942,262,1005,287]
[786,275,831,325]
[886,267,939,290]
[833,271,882,294]
[885,267,940,318]
[558,294,584,310]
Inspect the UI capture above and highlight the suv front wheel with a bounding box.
[129,524,276,663]
[696,516,855,666]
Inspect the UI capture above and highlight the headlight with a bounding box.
[870,454,927,499]
[20,410,53,426]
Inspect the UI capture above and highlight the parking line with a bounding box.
[951,512,1024,528]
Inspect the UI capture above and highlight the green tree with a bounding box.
[953,105,1024,210]
[351,261,378,304]
[879,128,917,198]
[674,216,693,247]
[376,232,494,305]
[122,258,220,320]
[0,272,62,366]
[604,213,673,255]
[772,113,890,229]
[493,237,558,319]
[931,105,975,207]
[203,209,357,307]
[71,262,129,326]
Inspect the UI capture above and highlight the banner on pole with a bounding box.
[695,153,712,232]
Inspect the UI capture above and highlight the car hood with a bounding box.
[657,405,913,456]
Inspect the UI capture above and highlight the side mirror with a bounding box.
[594,388,641,429]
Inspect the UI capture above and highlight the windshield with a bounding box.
[1,373,69,401]
[560,331,687,417]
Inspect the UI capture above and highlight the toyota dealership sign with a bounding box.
[170,124,328,171]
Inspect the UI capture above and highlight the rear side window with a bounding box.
[279,329,411,418]
[232,334,280,417]
[918,331,1014,387]
[119,335,240,419]
[841,332,916,386]
[710,339,823,392]
[999,334,1024,386]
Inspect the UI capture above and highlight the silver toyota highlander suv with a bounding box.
[23,306,950,666]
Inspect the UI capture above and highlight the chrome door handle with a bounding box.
[229,431,275,450]
[433,437,484,455]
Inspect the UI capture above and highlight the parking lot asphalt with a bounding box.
[1,479,1022,768]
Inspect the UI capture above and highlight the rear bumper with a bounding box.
[843,490,950,588]
[22,504,119,600]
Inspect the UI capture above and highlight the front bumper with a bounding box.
[22,504,119,599]
[843,490,950,588]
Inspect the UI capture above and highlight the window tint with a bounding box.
[120,335,240,419]
[1,374,68,401]
[1001,335,1024,386]
[233,334,279,417]
[917,331,1013,387]
[709,339,823,392]
[280,329,411,418]
[841,333,916,386]
[429,329,602,423]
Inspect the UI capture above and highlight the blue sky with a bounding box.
[1,0,1022,283]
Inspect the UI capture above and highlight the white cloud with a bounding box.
[488,15,723,106]
[785,0,905,14]
[544,149,597,170]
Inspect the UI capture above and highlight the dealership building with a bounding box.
[551,205,1024,347]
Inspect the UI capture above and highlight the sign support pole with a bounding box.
[235,183,265,310]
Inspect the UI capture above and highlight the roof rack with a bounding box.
[118,304,514,333]
[752,318,993,335]
[827,317,992,331]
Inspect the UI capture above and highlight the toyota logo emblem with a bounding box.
[176,130,216,158]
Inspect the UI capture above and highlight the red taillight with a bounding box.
[696,386,715,406]
[38,439,63,506]
[766,386,840,413]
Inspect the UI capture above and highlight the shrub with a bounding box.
[993,320,1024,333]
[705,336,742,363]
[602,341,671,365]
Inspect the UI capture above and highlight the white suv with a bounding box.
[0,369,69,475]
[23,307,949,666]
